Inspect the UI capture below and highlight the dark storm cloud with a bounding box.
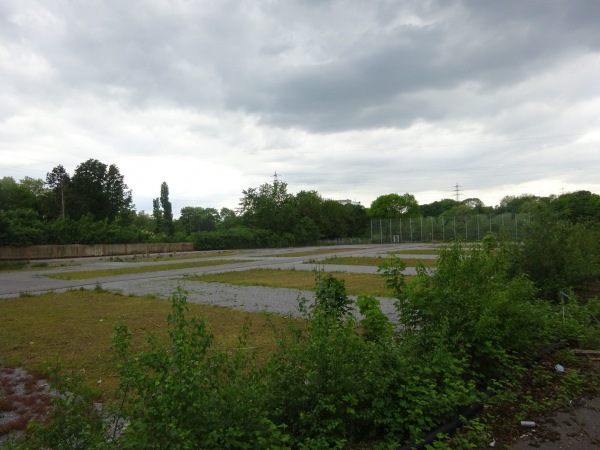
[243,0,600,132]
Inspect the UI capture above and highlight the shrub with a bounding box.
[112,288,288,449]
[263,272,479,447]
[512,221,600,300]
[384,242,564,381]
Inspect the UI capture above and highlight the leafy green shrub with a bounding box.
[313,271,352,320]
[512,221,600,300]
[356,294,393,342]
[112,288,288,449]
[384,242,563,381]
[263,273,479,447]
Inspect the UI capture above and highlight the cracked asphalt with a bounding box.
[0,244,428,319]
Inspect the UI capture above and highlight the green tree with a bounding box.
[344,203,369,237]
[152,198,163,233]
[218,207,240,229]
[496,194,540,214]
[0,208,47,246]
[159,181,174,236]
[551,190,600,223]
[319,199,349,239]
[70,159,133,221]
[461,197,492,214]
[420,198,459,217]
[132,210,155,233]
[0,177,40,212]
[45,165,71,219]
[369,193,420,218]
[177,206,220,234]
[294,190,323,224]
[239,177,295,234]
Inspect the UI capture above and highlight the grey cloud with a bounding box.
[6,0,598,134]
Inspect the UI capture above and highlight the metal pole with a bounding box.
[420,216,423,242]
[398,218,401,243]
[410,218,413,242]
[380,219,382,244]
[442,218,445,241]
[453,216,456,241]
[431,216,434,241]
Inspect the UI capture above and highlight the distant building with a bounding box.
[336,199,361,206]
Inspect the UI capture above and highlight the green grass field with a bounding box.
[388,249,440,255]
[186,268,403,297]
[315,256,437,267]
[264,248,360,257]
[0,290,288,398]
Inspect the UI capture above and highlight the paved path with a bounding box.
[0,244,427,298]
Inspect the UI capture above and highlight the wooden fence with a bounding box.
[0,242,194,260]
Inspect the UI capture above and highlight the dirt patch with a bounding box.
[0,368,54,446]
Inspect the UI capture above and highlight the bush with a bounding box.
[384,242,565,381]
[263,273,479,447]
[112,288,287,449]
[512,221,600,300]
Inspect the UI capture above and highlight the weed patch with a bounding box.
[187,268,399,297]
[316,255,436,268]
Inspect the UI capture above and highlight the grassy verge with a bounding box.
[265,248,360,257]
[388,249,440,255]
[186,268,401,297]
[315,256,437,267]
[0,290,287,398]
[106,250,247,263]
[45,259,254,280]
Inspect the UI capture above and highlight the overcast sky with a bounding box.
[1,0,599,215]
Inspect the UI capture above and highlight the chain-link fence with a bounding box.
[370,213,533,243]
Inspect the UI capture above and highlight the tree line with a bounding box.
[1,158,600,247]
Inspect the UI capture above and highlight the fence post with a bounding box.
[431,217,434,241]
[442,218,445,241]
[400,218,403,243]
[453,216,457,241]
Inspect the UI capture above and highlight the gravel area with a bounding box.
[99,277,399,321]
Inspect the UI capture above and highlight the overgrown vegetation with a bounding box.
[316,255,436,268]
[5,230,599,448]
[510,220,600,300]
[186,268,397,297]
